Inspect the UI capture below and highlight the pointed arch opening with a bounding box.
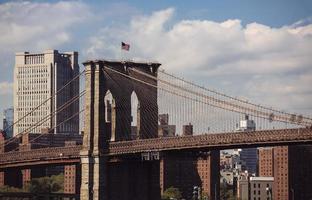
[131,91,140,139]
[104,90,116,141]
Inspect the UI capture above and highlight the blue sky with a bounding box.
[85,0,312,25]
[0,0,312,128]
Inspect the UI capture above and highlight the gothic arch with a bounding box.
[131,91,140,139]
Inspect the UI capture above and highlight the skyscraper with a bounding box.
[13,50,79,136]
[236,115,257,174]
[3,107,14,138]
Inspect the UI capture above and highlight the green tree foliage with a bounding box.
[26,174,64,193]
[0,174,64,194]
[162,186,183,200]
[200,192,210,200]
[0,185,25,193]
[220,184,237,200]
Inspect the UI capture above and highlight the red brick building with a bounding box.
[160,151,220,200]
[258,145,312,200]
[258,147,274,177]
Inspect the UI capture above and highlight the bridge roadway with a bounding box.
[1,128,312,169]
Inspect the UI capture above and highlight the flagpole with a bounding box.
[120,42,123,61]
[121,42,130,61]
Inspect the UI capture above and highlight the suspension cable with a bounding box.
[3,70,85,138]
[2,90,85,148]
[131,68,312,126]
[9,109,85,152]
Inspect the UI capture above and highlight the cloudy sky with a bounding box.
[0,0,312,128]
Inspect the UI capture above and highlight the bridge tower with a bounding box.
[80,60,160,200]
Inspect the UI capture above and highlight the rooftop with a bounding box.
[250,177,274,181]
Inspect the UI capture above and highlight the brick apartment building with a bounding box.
[258,145,312,200]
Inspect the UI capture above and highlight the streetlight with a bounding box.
[266,187,272,200]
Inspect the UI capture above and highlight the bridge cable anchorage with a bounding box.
[129,67,312,127]
[2,90,86,150]
[1,70,85,145]
[1,109,85,154]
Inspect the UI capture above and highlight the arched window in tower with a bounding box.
[131,91,140,140]
[104,90,116,141]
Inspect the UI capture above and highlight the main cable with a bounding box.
[2,90,85,148]
[3,70,85,141]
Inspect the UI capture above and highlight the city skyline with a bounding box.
[0,1,311,200]
[0,0,312,128]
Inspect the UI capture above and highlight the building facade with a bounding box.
[240,148,258,174]
[237,175,274,200]
[258,145,312,200]
[258,147,274,177]
[273,146,289,200]
[237,175,249,200]
[249,177,274,200]
[160,151,220,200]
[3,107,14,138]
[158,114,176,137]
[236,115,257,174]
[13,50,79,136]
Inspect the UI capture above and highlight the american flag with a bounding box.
[121,42,130,51]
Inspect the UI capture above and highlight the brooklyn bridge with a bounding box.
[1,60,312,200]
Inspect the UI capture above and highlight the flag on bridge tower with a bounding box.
[121,42,130,51]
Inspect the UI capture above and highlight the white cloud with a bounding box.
[0,1,89,51]
[85,8,312,114]
[0,1,91,117]
[0,82,13,95]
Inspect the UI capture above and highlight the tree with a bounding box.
[162,187,183,200]
[0,185,25,193]
[25,173,64,193]
[220,183,237,200]
[201,192,210,200]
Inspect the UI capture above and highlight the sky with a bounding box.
[0,0,312,128]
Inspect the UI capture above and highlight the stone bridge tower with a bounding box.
[80,60,160,200]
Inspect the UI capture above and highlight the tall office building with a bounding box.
[240,148,257,174]
[3,108,14,138]
[236,115,257,174]
[13,50,79,136]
